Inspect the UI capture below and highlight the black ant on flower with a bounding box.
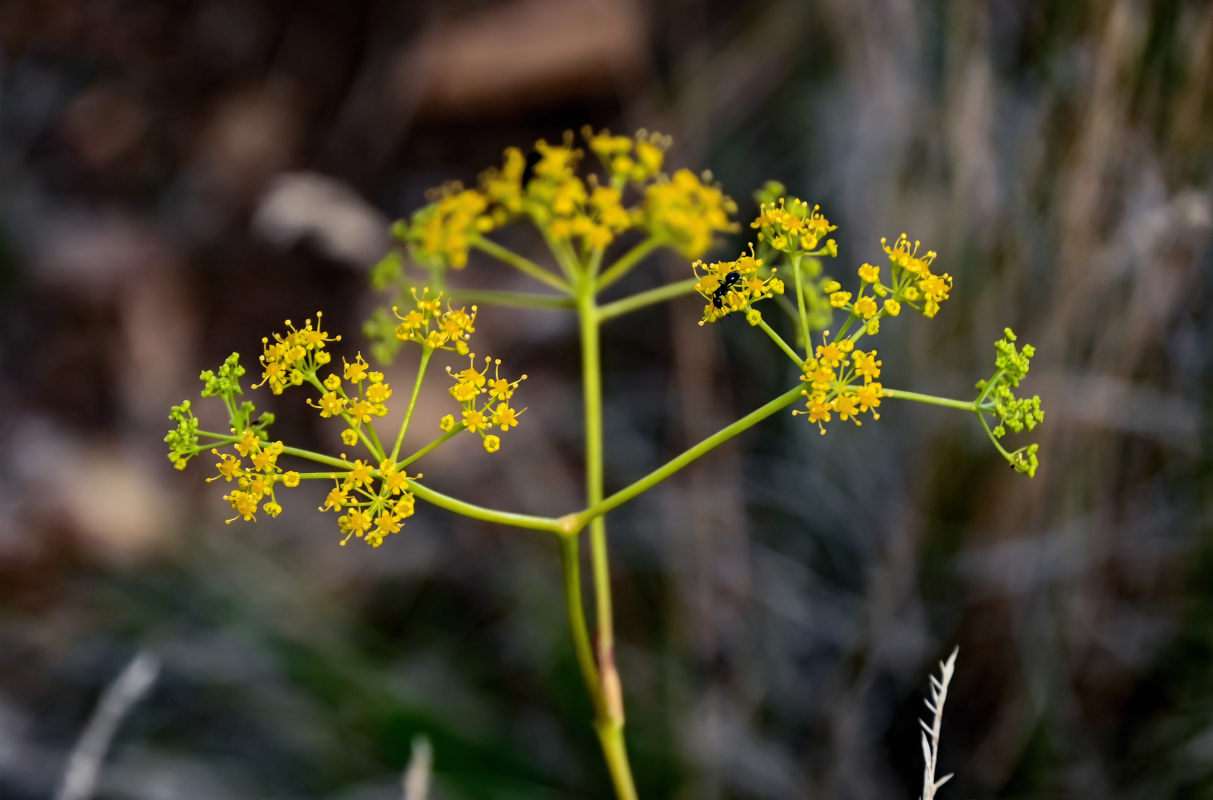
[711,270,741,308]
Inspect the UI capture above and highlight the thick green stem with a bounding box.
[473,237,573,294]
[595,237,661,292]
[597,278,699,323]
[577,271,637,799]
[577,288,619,712]
[392,348,432,461]
[596,723,639,800]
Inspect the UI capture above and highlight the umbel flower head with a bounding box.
[392,288,478,355]
[168,296,530,546]
[793,334,884,434]
[254,313,340,395]
[977,328,1045,476]
[751,197,838,255]
[444,354,527,453]
[386,127,739,274]
[692,247,784,326]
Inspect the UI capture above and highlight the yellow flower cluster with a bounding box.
[644,169,739,258]
[320,459,417,547]
[794,336,884,434]
[441,355,527,453]
[392,288,478,355]
[254,314,340,395]
[307,353,393,446]
[691,249,785,326]
[751,198,838,255]
[844,234,953,320]
[208,429,300,522]
[406,186,493,269]
[584,127,669,183]
[396,128,738,270]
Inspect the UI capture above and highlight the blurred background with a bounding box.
[1,1,1211,798]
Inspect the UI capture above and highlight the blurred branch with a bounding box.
[402,736,433,800]
[55,651,160,800]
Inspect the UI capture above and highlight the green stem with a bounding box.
[757,318,804,366]
[578,273,637,799]
[597,278,699,323]
[473,237,573,294]
[450,288,576,312]
[392,348,433,461]
[596,237,661,292]
[577,288,617,701]
[587,245,606,279]
[881,387,977,412]
[976,409,1015,460]
[597,724,639,800]
[365,422,386,459]
[573,383,805,528]
[399,426,463,468]
[792,254,811,357]
[281,446,355,471]
[404,479,565,535]
[562,536,604,717]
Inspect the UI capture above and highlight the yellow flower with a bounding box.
[211,452,244,482]
[342,507,372,537]
[858,263,880,283]
[491,403,520,430]
[463,408,489,433]
[854,296,878,319]
[483,434,501,453]
[311,391,347,418]
[322,483,348,511]
[856,383,883,416]
[343,354,369,383]
[250,443,282,472]
[805,394,832,433]
[851,350,882,382]
[234,429,260,457]
[263,501,283,518]
[816,341,844,369]
[374,511,402,537]
[224,490,259,523]
[832,393,861,423]
[347,459,374,488]
[283,471,300,488]
[829,291,852,308]
[884,299,902,317]
[340,428,359,446]
[365,381,392,404]
[439,414,455,432]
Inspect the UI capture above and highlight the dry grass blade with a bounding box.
[919,646,958,800]
[402,736,433,800]
[55,650,160,800]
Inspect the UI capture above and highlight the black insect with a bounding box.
[711,270,742,309]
